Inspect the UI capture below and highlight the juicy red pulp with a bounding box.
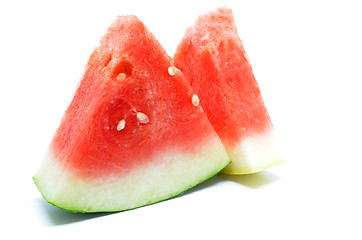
[52,16,215,179]
[173,8,272,149]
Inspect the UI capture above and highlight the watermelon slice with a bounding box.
[173,8,284,174]
[33,15,230,212]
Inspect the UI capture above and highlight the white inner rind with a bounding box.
[33,139,230,212]
[221,127,285,174]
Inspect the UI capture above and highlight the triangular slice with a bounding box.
[173,8,284,174]
[33,15,230,212]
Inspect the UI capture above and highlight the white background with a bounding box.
[1,0,361,239]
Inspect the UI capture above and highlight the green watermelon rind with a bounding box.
[33,140,230,213]
[33,161,229,213]
[221,128,285,175]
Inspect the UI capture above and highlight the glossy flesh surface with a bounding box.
[174,8,284,174]
[52,15,225,179]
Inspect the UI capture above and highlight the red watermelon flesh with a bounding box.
[173,8,284,174]
[33,15,230,212]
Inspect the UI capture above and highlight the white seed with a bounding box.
[192,94,200,107]
[244,52,251,62]
[137,112,150,124]
[116,73,126,82]
[117,119,126,131]
[168,66,178,76]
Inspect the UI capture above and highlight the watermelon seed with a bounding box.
[136,112,149,124]
[192,94,200,107]
[168,66,178,76]
[116,73,126,82]
[113,60,134,78]
[117,119,126,131]
[244,52,251,62]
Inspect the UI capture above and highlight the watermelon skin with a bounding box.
[173,8,284,174]
[33,15,230,212]
[34,141,228,212]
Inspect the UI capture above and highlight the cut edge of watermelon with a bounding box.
[221,127,285,175]
[33,139,230,213]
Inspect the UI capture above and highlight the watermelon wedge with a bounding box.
[33,15,230,212]
[173,8,284,174]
